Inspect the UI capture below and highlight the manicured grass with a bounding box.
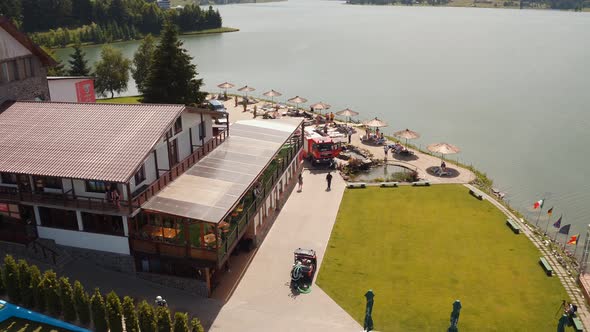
[0,318,70,332]
[317,185,571,331]
[96,96,142,104]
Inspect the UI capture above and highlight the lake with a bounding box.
[55,0,590,240]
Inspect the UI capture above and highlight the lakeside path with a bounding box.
[222,98,476,184]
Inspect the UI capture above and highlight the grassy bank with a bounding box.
[96,96,142,104]
[317,185,571,331]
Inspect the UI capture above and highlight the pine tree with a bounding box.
[138,300,157,332]
[17,260,33,307]
[29,265,44,312]
[40,270,61,316]
[73,281,91,326]
[91,288,108,332]
[173,312,189,332]
[190,318,205,332]
[94,45,131,98]
[156,306,172,332]
[68,42,91,76]
[59,277,77,322]
[142,21,205,105]
[132,34,156,95]
[106,291,124,332]
[123,296,140,332]
[3,255,20,303]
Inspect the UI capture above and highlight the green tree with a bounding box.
[0,264,4,295]
[138,300,157,332]
[156,306,172,332]
[190,318,205,332]
[173,312,189,332]
[143,21,205,105]
[106,291,124,332]
[131,34,156,95]
[41,46,67,76]
[68,42,92,76]
[3,255,20,303]
[91,288,108,332]
[0,0,22,26]
[73,281,91,326]
[17,260,33,307]
[123,296,140,332]
[59,277,76,322]
[29,265,43,311]
[94,45,131,98]
[40,270,61,316]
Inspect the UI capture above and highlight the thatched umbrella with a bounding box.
[238,85,256,99]
[288,96,308,111]
[427,142,460,161]
[310,101,331,114]
[363,117,388,128]
[336,108,359,125]
[393,128,420,147]
[263,89,282,104]
[217,82,234,99]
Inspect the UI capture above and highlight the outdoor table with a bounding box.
[146,225,177,239]
[204,233,216,244]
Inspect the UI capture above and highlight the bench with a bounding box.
[506,218,520,234]
[412,181,430,187]
[380,182,399,188]
[347,182,366,189]
[572,317,584,331]
[469,189,483,200]
[539,257,553,276]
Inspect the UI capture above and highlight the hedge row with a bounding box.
[0,255,204,332]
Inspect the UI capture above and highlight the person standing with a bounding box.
[384,145,388,161]
[348,131,352,144]
[326,172,333,191]
[298,173,303,192]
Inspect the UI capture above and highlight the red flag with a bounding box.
[567,234,579,245]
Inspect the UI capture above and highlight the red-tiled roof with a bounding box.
[0,16,57,67]
[0,101,185,183]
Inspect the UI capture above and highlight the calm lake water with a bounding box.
[56,0,590,239]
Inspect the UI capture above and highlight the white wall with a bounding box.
[47,78,94,102]
[0,28,31,60]
[37,226,130,255]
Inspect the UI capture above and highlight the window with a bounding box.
[38,207,78,230]
[134,165,146,185]
[9,60,19,81]
[82,212,124,236]
[33,176,62,190]
[24,57,33,78]
[0,203,21,220]
[165,128,173,139]
[0,62,9,83]
[174,117,183,135]
[0,173,17,184]
[169,139,179,166]
[85,180,107,193]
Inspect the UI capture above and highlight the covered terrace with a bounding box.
[130,118,304,270]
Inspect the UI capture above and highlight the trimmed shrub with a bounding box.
[40,270,61,316]
[91,288,108,332]
[173,312,189,332]
[3,255,20,303]
[138,300,157,332]
[59,277,76,322]
[29,265,44,312]
[156,306,172,332]
[17,259,33,307]
[190,318,205,332]
[106,291,124,332]
[123,296,140,332]
[73,281,91,326]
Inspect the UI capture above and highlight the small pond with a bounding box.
[349,164,415,182]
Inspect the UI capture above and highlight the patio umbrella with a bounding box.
[217,82,234,99]
[263,89,282,104]
[336,108,359,124]
[288,96,308,111]
[310,101,331,114]
[363,117,388,128]
[427,142,460,161]
[394,128,420,147]
[238,85,256,99]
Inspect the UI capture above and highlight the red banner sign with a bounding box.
[75,79,96,103]
[0,203,8,212]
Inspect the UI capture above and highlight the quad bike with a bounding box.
[290,248,317,294]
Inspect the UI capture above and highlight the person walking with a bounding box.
[384,145,389,161]
[298,173,303,192]
[326,172,333,191]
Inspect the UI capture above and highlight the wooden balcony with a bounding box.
[130,238,217,261]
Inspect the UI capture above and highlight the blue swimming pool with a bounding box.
[0,300,90,332]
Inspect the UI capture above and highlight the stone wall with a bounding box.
[0,67,50,101]
[59,244,136,274]
[136,272,209,297]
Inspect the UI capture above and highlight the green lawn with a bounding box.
[0,318,70,332]
[317,185,572,331]
[96,95,142,104]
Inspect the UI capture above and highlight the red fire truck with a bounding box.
[302,128,343,167]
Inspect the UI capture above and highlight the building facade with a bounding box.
[0,17,55,101]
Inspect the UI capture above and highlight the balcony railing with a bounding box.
[131,129,228,208]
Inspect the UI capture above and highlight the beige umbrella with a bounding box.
[310,101,331,114]
[288,96,308,110]
[217,82,234,90]
[394,128,420,147]
[363,117,388,128]
[336,108,359,125]
[427,142,460,161]
[263,90,282,104]
[238,85,256,99]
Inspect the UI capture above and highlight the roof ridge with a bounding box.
[13,100,186,107]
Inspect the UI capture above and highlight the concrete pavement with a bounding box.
[209,168,361,331]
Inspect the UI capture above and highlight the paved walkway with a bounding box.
[209,169,361,331]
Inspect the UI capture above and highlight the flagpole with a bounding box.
[574,236,580,258]
[563,227,570,251]
[545,214,552,236]
[535,199,545,226]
